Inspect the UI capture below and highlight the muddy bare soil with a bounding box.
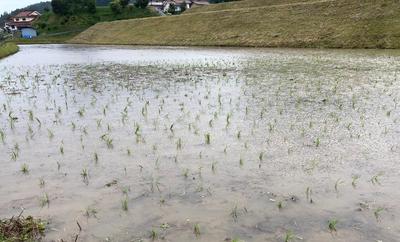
[0,45,399,242]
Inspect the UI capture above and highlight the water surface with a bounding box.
[1,45,400,242]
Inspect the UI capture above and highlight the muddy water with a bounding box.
[0,45,400,242]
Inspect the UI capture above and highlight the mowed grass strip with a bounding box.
[70,0,400,49]
[184,0,317,14]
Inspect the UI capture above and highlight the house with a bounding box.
[149,0,209,13]
[4,11,41,39]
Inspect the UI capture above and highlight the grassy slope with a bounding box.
[12,6,158,44]
[0,43,19,59]
[70,0,400,48]
[185,0,315,14]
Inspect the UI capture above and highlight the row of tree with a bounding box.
[51,0,96,15]
[109,0,148,14]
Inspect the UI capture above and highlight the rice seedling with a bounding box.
[328,219,338,232]
[370,172,383,185]
[277,201,284,210]
[205,133,211,144]
[150,229,158,240]
[230,205,239,222]
[94,152,99,163]
[259,152,264,162]
[81,168,89,184]
[28,110,34,121]
[284,230,294,242]
[194,223,201,237]
[211,161,217,173]
[21,164,29,175]
[305,187,313,203]
[334,179,344,193]
[103,136,113,149]
[314,137,320,147]
[47,129,54,140]
[10,150,18,161]
[374,207,384,222]
[176,138,182,150]
[59,145,64,155]
[39,178,45,188]
[96,119,102,128]
[8,111,17,130]
[183,168,189,179]
[122,196,128,211]
[77,107,85,117]
[35,118,41,128]
[84,207,98,218]
[232,239,244,242]
[352,175,360,188]
[0,129,5,144]
[40,193,50,208]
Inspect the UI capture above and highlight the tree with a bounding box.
[134,0,149,9]
[51,0,96,15]
[167,2,176,14]
[120,0,130,8]
[180,2,187,12]
[110,0,123,14]
[51,0,69,15]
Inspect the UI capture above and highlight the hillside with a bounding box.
[11,6,158,44]
[70,0,400,49]
[34,6,157,36]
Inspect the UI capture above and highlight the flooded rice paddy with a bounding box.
[1,45,400,242]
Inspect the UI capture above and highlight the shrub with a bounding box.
[110,0,123,14]
[134,0,149,9]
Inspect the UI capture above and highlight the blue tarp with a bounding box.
[21,28,37,39]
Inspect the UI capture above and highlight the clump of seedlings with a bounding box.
[0,213,46,241]
[370,172,383,185]
[284,230,294,242]
[328,219,338,232]
[193,223,201,237]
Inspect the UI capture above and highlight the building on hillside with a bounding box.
[149,0,209,13]
[4,11,41,39]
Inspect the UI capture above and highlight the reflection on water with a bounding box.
[0,45,400,242]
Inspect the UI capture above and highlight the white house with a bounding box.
[4,11,41,38]
[148,0,209,13]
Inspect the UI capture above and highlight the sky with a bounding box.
[0,0,42,13]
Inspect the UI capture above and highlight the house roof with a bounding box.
[14,11,40,18]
